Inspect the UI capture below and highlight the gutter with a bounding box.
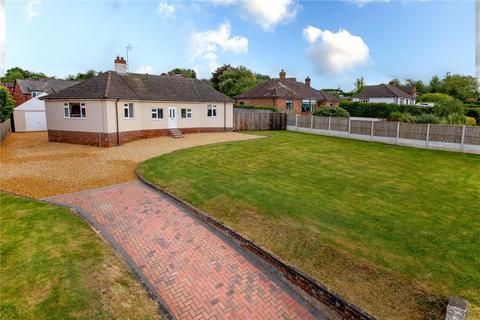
[115,99,120,145]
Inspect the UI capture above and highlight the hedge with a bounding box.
[339,101,432,118]
[314,107,349,118]
[234,104,279,112]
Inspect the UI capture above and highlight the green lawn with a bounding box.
[139,131,480,320]
[0,193,161,320]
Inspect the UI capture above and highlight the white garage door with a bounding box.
[25,112,47,131]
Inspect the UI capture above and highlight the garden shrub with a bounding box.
[340,101,429,118]
[419,93,454,104]
[466,117,477,126]
[465,107,480,123]
[314,107,349,118]
[413,114,440,124]
[234,104,279,112]
[0,86,15,122]
[446,113,466,125]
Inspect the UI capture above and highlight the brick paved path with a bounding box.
[49,181,331,320]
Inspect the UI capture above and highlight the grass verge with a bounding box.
[0,192,161,320]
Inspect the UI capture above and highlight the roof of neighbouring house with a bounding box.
[1,82,14,88]
[235,78,339,102]
[353,84,415,99]
[398,85,415,96]
[14,92,47,111]
[15,79,80,94]
[41,71,234,103]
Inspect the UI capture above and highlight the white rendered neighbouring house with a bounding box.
[41,58,234,147]
[352,81,416,105]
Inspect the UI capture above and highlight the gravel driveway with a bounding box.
[0,132,259,198]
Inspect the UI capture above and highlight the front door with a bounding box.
[168,107,177,128]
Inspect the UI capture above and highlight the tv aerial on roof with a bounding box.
[126,44,139,72]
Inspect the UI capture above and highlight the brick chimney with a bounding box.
[114,56,127,74]
[305,76,311,87]
[388,80,396,87]
[279,69,286,81]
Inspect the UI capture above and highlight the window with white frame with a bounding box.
[207,104,217,117]
[124,103,134,118]
[286,100,293,110]
[63,102,86,118]
[301,100,315,112]
[151,108,163,119]
[181,108,192,119]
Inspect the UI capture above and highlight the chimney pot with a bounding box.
[279,69,286,81]
[305,76,311,87]
[389,80,396,87]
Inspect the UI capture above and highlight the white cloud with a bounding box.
[156,1,176,17]
[240,0,299,31]
[25,0,40,20]
[207,0,299,31]
[303,26,323,44]
[191,22,248,73]
[136,65,154,74]
[352,0,390,7]
[303,27,369,74]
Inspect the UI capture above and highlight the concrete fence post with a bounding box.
[295,114,298,128]
[461,125,466,151]
[348,117,351,134]
[370,120,374,136]
[396,122,400,144]
[328,117,331,131]
[426,123,431,146]
[311,115,314,130]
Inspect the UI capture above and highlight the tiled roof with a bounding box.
[16,79,80,94]
[235,78,339,102]
[42,71,233,103]
[399,85,415,95]
[353,84,415,99]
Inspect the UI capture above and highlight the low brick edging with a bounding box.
[48,127,234,147]
[135,169,377,320]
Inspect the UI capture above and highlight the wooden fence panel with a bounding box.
[399,123,428,141]
[429,125,462,144]
[351,120,371,135]
[233,110,287,131]
[330,118,349,132]
[465,126,480,145]
[0,119,12,142]
[373,121,397,138]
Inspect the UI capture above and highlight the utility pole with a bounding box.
[476,0,480,88]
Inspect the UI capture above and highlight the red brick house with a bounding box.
[12,79,79,106]
[235,70,339,114]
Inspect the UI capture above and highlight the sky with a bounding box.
[2,0,476,91]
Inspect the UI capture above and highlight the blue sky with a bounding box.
[4,0,475,90]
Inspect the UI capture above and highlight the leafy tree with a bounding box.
[389,78,401,86]
[1,67,48,82]
[405,79,428,95]
[253,73,270,82]
[211,64,233,90]
[354,77,365,93]
[442,74,478,100]
[419,93,454,104]
[429,75,443,93]
[434,98,465,122]
[217,66,258,98]
[167,68,197,79]
[66,70,98,81]
[0,86,15,122]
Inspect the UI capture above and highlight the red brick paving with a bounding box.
[49,181,329,320]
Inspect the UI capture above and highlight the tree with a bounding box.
[167,68,197,79]
[442,74,478,100]
[211,64,233,90]
[429,75,443,93]
[390,78,401,86]
[1,67,48,82]
[354,77,365,93]
[217,66,258,98]
[405,79,427,95]
[420,92,454,104]
[66,70,98,81]
[253,73,270,82]
[0,86,15,122]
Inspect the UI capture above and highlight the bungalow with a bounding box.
[235,69,339,114]
[352,81,416,105]
[41,57,234,147]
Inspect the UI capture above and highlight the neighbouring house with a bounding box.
[12,78,79,106]
[235,70,339,114]
[1,82,14,94]
[352,81,416,105]
[13,92,48,132]
[40,57,234,147]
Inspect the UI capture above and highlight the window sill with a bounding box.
[150,118,164,121]
[64,117,86,120]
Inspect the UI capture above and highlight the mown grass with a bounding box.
[139,131,480,320]
[0,193,161,320]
